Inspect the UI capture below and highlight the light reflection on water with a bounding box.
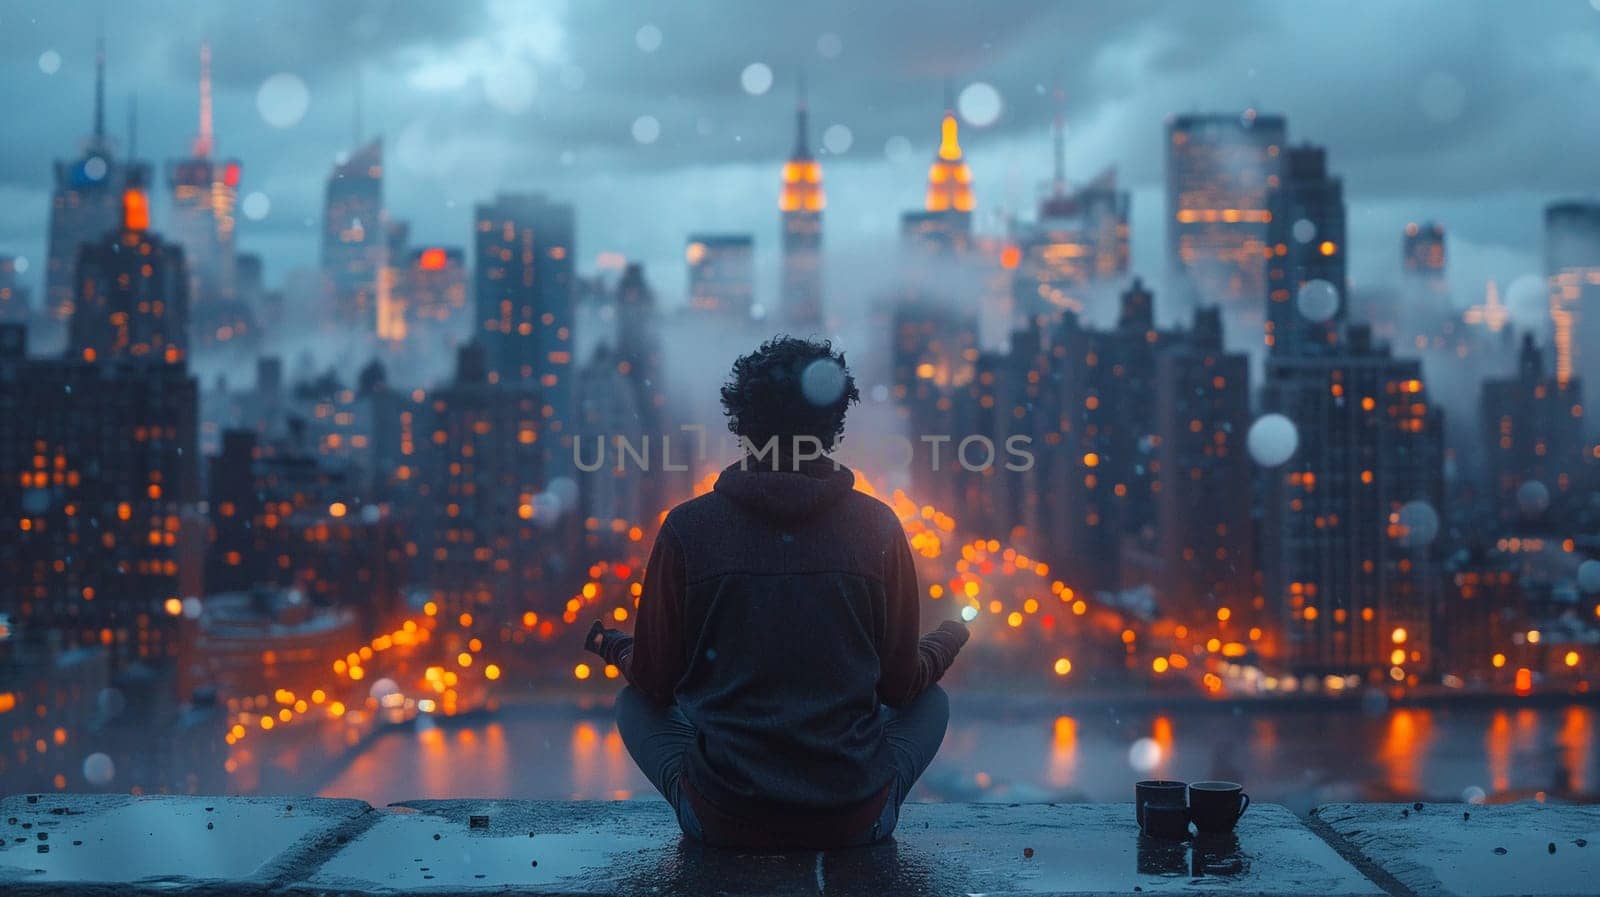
[317,704,1597,812]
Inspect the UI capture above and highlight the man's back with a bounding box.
[662,459,901,815]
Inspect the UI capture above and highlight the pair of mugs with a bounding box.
[1135,780,1249,839]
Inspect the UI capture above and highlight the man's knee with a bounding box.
[914,684,950,725]
[614,686,650,742]
[615,684,646,713]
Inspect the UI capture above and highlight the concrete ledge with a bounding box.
[0,793,374,897]
[1,794,1593,896]
[303,800,1379,896]
[1313,802,1600,897]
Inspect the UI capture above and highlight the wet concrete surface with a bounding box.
[1,795,1596,896]
[1315,802,1600,897]
[307,800,1383,896]
[0,793,372,896]
[948,802,1384,896]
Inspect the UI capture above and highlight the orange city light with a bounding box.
[123,188,150,231]
[418,247,448,270]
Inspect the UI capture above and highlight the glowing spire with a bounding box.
[937,112,963,161]
[194,42,213,158]
[925,90,974,213]
[780,72,824,213]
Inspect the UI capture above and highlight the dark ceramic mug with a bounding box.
[1141,801,1192,840]
[1188,781,1249,834]
[1135,780,1189,837]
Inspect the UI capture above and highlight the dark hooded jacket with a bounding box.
[607,456,966,847]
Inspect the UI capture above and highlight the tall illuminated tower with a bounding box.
[925,93,974,218]
[1165,110,1286,313]
[166,42,240,305]
[1264,143,1345,357]
[1544,200,1600,391]
[900,91,975,256]
[686,234,754,317]
[1012,91,1130,324]
[321,139,385,331]
[71,168,189,364]
[779,78,824,329]
[472,192,576,425]
[45,40,127,345]
[1402,221,1447,297]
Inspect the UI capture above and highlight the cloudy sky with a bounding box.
[3,0,1599,321]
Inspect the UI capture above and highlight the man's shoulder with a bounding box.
[661,478,902,537]
[661,490,731,531]
[835,486,904,532]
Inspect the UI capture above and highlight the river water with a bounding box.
[318,701,1598,813]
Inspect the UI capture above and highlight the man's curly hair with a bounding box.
[720,336,860,452]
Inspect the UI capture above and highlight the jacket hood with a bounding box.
[713,456,856,522]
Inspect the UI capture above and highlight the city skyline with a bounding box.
[3,0,1600,806]
[3,1,1600,316]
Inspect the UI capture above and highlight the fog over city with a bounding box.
[4,0,1600,314]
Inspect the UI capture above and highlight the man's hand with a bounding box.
[935,619,971,647]
[906,618,971,692]
[583,619,631,666]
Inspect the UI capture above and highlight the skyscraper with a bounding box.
[685,234,754,318]
[0,321,199,668]
[1152,307,1254,621]
[614,262,664,431]
[1260,324,1445,677]
[1013,167,1131,325]
[413,342,556,619]
[1166,110,1286,313]
[70,169,190,364]
[890,299,979,513]
[322,139,385,332]
[1402,221,1448,297]
[779,80,824,329]
[901,93,975,257]
[45,42,128,348]
[202,428,401,631]
[1543,201,1600,391]
[1480,334,1585,522]
[1030,279,1173,593]
[472,192,576,425]
[1012,94,1130,326]
[165,43,239,306]
[574,343,645,527]
[1264,144,1345,356]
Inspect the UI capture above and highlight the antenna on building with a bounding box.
[353,65,364,147]
[1051,79,1067,197]
[93,34,106,142]
[792,68,809,157]
[194,41,213,158]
